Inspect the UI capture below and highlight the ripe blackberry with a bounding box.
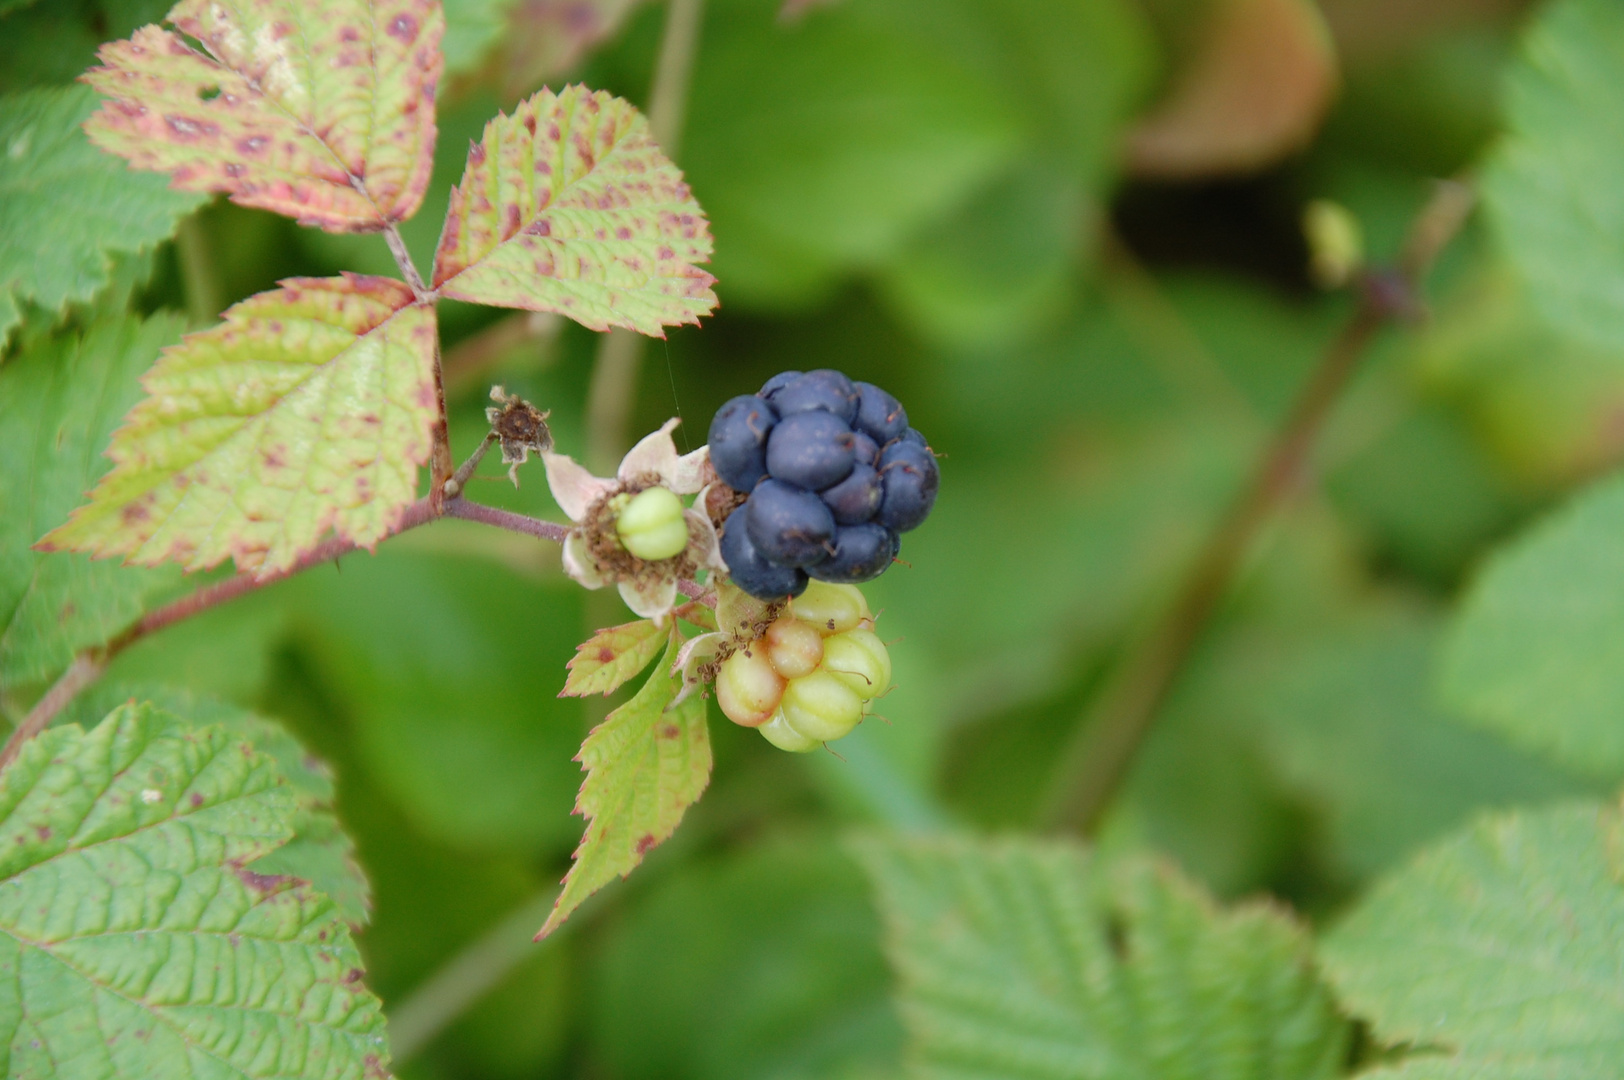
[719,506,808,599]
[709,369,939,598]
[708,394,777,491]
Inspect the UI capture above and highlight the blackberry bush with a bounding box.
[710,369,939,599]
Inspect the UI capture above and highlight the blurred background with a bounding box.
[3,0,1616,1076]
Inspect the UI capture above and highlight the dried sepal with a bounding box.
[486,385,553,485]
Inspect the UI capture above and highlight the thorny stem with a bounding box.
[583,0,707,473]
[1,492,718,763]
[1041,179,1476,836]
[444,432,498,499]
[428,339,455,512]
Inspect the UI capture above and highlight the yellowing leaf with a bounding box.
[1126,0,1339,179]
[541,634,711,937]
[83,0,444,232]
[42,274,438,577]
[563,618,665,697]
[432,85,717,336]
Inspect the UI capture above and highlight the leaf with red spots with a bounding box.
[541,633,712,937]
[0,700,390,1078]
[41,274,439,577]
[563,617,664,697]
[82,0,443,232]
[433,84,718,336]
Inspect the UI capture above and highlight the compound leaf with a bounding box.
[540,633,711,937]
[0,700,390,1078]
[855,834,1347,1080]
[0,84,204,342]
[1322,802,1624,1079]
[41,274,438,577]
[0,314,184,687]
[563,618,664,697]
[84,0,443,232]
[1482,0,1624,349]
[60,684,373,928]
[432,84,717,336]
[1440,470,1624,779]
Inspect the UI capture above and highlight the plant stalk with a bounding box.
[1041,179,1475,835]
[583,0,706,473]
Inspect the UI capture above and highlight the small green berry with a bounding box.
[790,581,868,635]
[781,669,863,742]
[765,616,823,679]
[759,708,819,752]
[716,648,784,727]
[616,487,689,560]
[821,628,890,700]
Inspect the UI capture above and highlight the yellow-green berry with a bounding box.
[716,648,785,727]
[790,581,868,636]
[781,669,864,742]
[764,616,823,679]
[759,707,819,752]
[821,628,890,700]
[616,487,689,560]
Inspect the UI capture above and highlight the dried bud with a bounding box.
[486,385,553,485]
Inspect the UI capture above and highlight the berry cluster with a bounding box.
[709,369,938,600]
[716,582,890,751]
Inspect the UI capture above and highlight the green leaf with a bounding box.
[855,834,1348,1080]
[441,0,517,77]
[0,85,204,341]
[1481,0,1624,350]
[84,0,443,232]
[432,85,718,335]
[685,0,1025,310]
[0,314,183,687]
[540,633,711,937]
[59,684,373,927]
[0,700,390,1078]
[1440,470,1624,779]
[1321,802,1624,1079]
[564,618,665,697]
[285,550,587,854]
[594,833,902,1080]
[42,275,439,577]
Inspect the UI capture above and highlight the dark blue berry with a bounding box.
[808,523,896,583]
[708,394,778,491]
[765,410,855,491]
[720,506,808,599]
[877,441,938,533]
[760,370,803,401]
[899,427,928,449]
[771,369,859,423]
[746,479,835,567]
[852,431,880,466]
[819,462,882,524]
[854,382,909,443]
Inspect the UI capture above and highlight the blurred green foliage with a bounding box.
[6,0,1624,1076]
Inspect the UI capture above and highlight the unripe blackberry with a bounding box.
[764,616,823,679]
[715,648,784,727]
[822,628,890,700]
[759,708,819,753]
[614,487,689,561]
[780,670,863,742]
[789,581,868,635]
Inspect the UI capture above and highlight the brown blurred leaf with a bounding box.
[1126,0,1339,179]
[502,0,644,97]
